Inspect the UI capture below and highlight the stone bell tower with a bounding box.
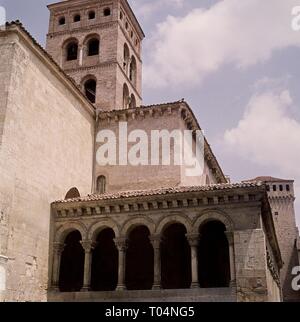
[46,0,144,111]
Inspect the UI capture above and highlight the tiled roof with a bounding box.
[244,176,293,183]
[53,182,264,204]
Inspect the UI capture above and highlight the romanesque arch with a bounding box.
[62,37,79,62]
[191,210,234,234]
[125,225,154,290]
[159,220,191,289]
[155,214,192,235]
[55,221,88,243]
[88,219,120,241]
[120,217,155,237]
[90,228,118,291]
[198,220,230,288]
[58,230,84,292]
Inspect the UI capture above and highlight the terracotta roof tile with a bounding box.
[53,182,264,204]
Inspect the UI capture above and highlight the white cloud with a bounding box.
[144,0,300,87]
[223,87,300,226]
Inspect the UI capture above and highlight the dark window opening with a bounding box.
[59,17,66,25]
[125,22,129,30]
[74,14,81,22]
[59,231,84,292]
[66,42,78,61]
[123,84,129,109]
[266,185,270,192]
[161,223,191,289]
[97,175,106,194]
[286,185,290,191]
[88,11,95,20]
[104,8,111,16]
[273,185,277,192]
[91,228,118,291]
[198,221,230,288]
[65,187,80,200]
[120,11,123,20]
[88,39,100,56]
[84,79,97,103]
[125,226,154,290]
[279,185,283,191]
[129,94,136,109]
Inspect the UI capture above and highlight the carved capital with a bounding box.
[186,233,199,247]
[149,234,162,249]
[80,240,95,253]
[224,231,234,245]
[114,237,128,251]
[53,242,65,255]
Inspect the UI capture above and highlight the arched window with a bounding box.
[88,11,95,20]
[66,41,78,61]
[123,83,129,109]
[97,175,106,194]
[161,223,191,289]
[198,221,230,288]
[59,17,65,25]
[91,228,118,291]
[59,231,84,292]
[104,8,111,16]
[84,79,97,103]
[129,94,136,109]
[125,226,154,290]
[73,14,81,22]
[87,38,100,56]
[123,43,130,73]
[129,56,137,85]
[65,187,80,200]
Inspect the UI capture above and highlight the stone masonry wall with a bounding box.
[0,31,94,301]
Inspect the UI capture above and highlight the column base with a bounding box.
[152,284,161,290]
[50,285,60,292]
[116,285,126,291]
[230,280,237,287]
[191,282,200,289]
[81,286,91,292]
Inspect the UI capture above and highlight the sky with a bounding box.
[1,0,300,228]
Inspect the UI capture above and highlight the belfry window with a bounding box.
[66,42,78,61]
[129,56,137,85]
[59,17,65,25]
[88,11,96,20]
[104,8,111,16]
[88,39,100,56]
[123,83,129,109]
[74,14,81,22]
[129,94,136,109]
[84,79,97,103]
[97,175,106,194]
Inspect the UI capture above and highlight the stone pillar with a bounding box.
[81,240,95,291]
[52,242,65,291]
[114,237,127,291]
[79,45,84,66]
[150,234,161,290]
[225,231,236,286]
[186,233,200,288]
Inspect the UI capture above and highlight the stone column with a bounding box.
[186,233,200,288]
[114,237,127,291]
[150,234,161,290]
[225,231,236,286]
[79,45,84,66]
[81,240,95,291]
[0,255,8,301]
[52,242,65,291]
